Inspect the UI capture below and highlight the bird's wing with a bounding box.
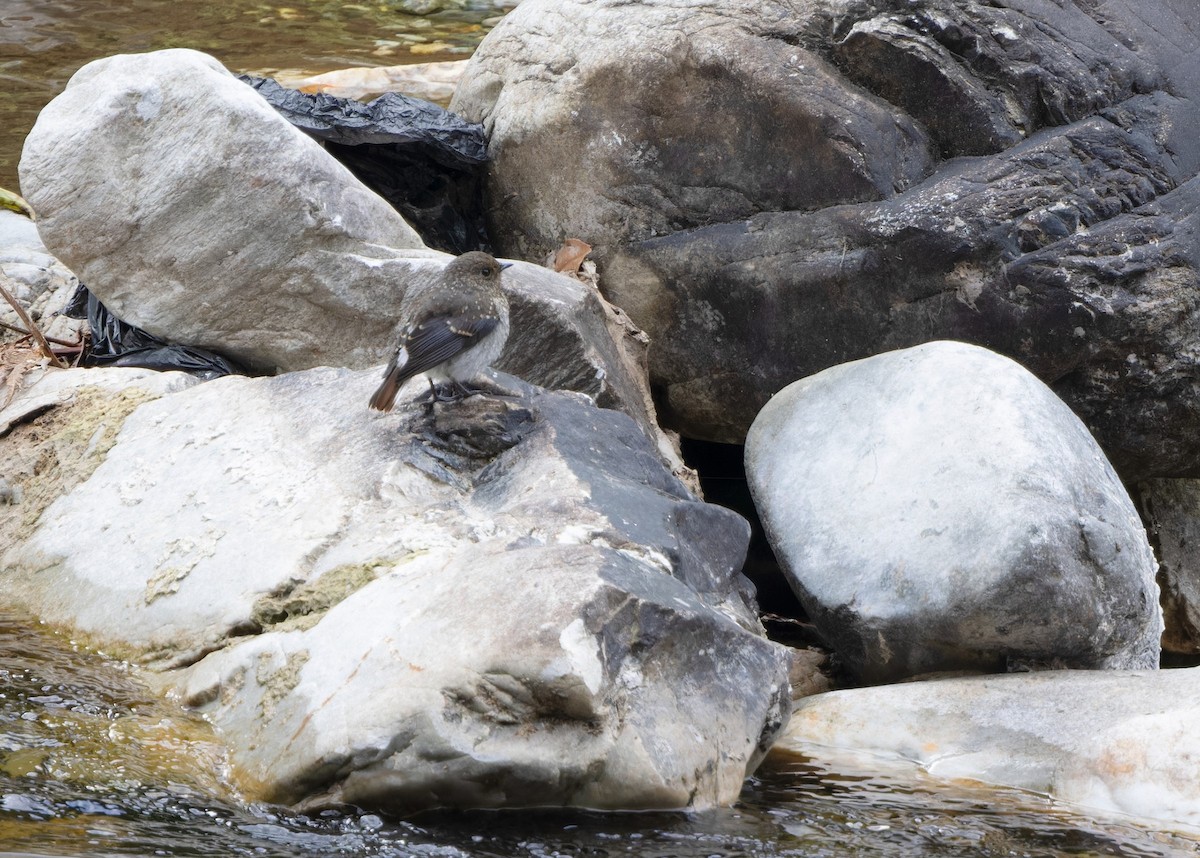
[380,343,408,378]
[402,314,500,378]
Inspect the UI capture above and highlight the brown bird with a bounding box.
[368,251,511,412]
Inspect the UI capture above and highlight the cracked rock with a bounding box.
[1136,478,1200,655]
[0,365,791,813]
[455,0,1200,480]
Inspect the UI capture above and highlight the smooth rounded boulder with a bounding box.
[18,49,434,373]
[745,341,1162,683]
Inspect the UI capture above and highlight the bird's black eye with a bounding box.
[481,266,493,276]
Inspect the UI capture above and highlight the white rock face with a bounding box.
[1,366,790,812]
[778,669,1200,831]
[19,48,438,373]
[745,340,1162,683]
[0,365,198,436]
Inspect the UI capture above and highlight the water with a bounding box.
[0,0,505,190]
[1,607,1196,857]
[3,2,1200,854]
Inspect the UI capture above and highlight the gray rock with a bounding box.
[0,210,82,346]
[745,341,1162,683]
[0,367,201,551]
[1,365,790,813]
[456,0,1200,480]
[19,49,434,373]
[0,364,198,436]
[777,668,1200,831]
[498,260,692,483]
[18,49,673,470]
[1137,479,1200,655]
[606,122,1196,460]
[452,0,933,260]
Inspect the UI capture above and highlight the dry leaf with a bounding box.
[546,238,592,276]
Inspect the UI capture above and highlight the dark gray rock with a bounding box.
[457,0,1200,480]
[1137,478,1200,655]
[607,123,1200,477]
[452,0,934,260]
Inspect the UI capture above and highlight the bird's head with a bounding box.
[447,250,512,283]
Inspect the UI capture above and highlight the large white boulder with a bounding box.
[1,366,791,812]
[19,49,435,373]
[745,341,1162,683]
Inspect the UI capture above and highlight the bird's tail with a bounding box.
[368,371,402,412]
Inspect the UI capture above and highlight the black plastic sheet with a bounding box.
[240,75,490,254]
[63,285,244,379]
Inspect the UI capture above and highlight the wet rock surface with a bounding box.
[779,667,1200,831]
[0,366,791,812]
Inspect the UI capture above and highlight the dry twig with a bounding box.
[0,274,66,369]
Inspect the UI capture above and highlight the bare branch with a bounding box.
[0,274,67,368]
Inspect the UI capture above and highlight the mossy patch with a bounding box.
[250,561,389,633]
[0,385,157,545]
[257,649,311,721]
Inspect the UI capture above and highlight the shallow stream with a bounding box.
[4,607,1197,857]
[0,0,499,190]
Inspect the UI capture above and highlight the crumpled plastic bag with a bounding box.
[240,75,490,254]
[63,285,244,379]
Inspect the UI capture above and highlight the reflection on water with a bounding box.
[1,607,1196,857]
[0,0,503,189]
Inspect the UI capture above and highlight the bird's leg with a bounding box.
[414,379,435,401]
[414,379,458,413]
[433,381,466,403]
[412,379,436,412]
[420,379,520,408]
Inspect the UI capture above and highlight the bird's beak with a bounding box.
[500,262,514,270]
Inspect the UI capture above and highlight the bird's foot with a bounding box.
[456,377,522,399]
[415,381,466,410]
[420,379,520,405]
